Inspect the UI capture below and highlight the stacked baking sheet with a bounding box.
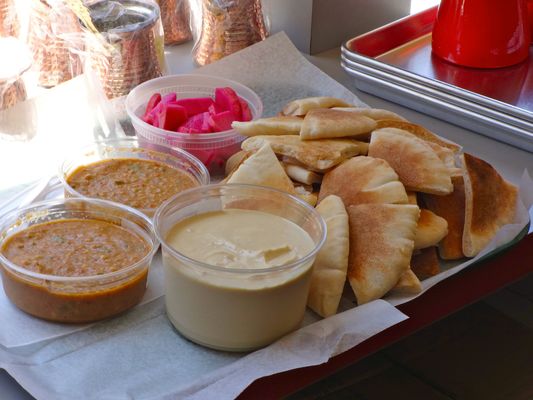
[341,7,533,152]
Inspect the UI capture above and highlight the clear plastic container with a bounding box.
[125,74,263,178]
[59,137,209,217]
[154,184,326,351]
[0,198,159,323]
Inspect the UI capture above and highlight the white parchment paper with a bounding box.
[0,33,531,400]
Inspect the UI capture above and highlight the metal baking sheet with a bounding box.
[341,6,533,152]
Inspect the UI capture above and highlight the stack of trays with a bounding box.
[341,6,533,152]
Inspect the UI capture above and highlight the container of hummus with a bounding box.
[154,184,326,351]
[59,137,209,217]
[0,198,158,323]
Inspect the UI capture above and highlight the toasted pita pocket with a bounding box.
[406,191,418,205]
[282,96,352,116]
[225,150,252,177]
[376,127,455,168]
[411,247,440,280]
[422,175,466,260]
[231,116,302,136]
[308,195,349,317]
[300,108,377,140]
[319,156,408,207]
[227,143,295,194]
[347,203,419,304]
[389,268,422,295]
[294,185,318,207]
[332,107,407,122]
[375,119,461,153]
[461,153,518,257]
[369,128,453,195]
[242,135,364,171]
[283,163,323,185]
[414,209,448,250]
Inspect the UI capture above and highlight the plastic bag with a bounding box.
[27,0,84,87]
[0,0,20,38]
[191,0,269,66]
[157,0,193,45]
[0,37,31,110]
[81,0,165,99]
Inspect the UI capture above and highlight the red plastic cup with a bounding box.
[432,0,531,68]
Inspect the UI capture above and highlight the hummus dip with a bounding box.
[163,209,316,351]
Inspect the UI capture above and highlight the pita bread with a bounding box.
[414,209,449,250]
[332,107,407,122]
[241,135,364,171]
[406,191,418,205]
[307,195,349,317]
[389,268,422,295]
[411,247,441,280]
[461,153,518,257]
[225,150,251,177]
[347,203,419,305]
[369,128,453,195]
[422,175,466,260]
[231,116,302,136]
[227,143,295,194]
[282,96,352,116]
[375,119,462,153]
[283,163,323,185]
[318,156,408,207]
[300,108,377,140]
[294,185,318,207]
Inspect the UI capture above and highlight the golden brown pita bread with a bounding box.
[225,150,251,177]
[375,119,462,153]
[307,195,349,317]
[369,128,453,195]
[241,135,364,171]
[231,116,302,136]
[332,107,407,122]
[406,191,418,205]
[282,96,352,116]
[461,153,518,257]
[414,209,449,250]
[347,203,419,305]
[227,143,295,194]
[411,247,441,280]
[300,108,377,140]
[282,163,323,185]
[389,268,422,295]
[422,175,466,260]
[318,156,408,207]
[294,185,318,207]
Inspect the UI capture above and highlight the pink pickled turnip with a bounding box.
[208,110,236,132]
[179,111,213,133]
[158,103,187,131]
[148,92,180,120]
[173,97,214,116]
[239,98,252,121]
[214,87,242,120]
[143,93,161,117]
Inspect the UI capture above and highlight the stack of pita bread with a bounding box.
[227,96,519,317]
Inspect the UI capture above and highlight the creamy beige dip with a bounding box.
[163,209,316,351]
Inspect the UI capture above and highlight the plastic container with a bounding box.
[0,198,158,323]
[125,74,263,178]
[154,184,326,351]
[59,137,209,217]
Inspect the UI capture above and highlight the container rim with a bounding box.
[153,183,327,275]
[0,197,159,283]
